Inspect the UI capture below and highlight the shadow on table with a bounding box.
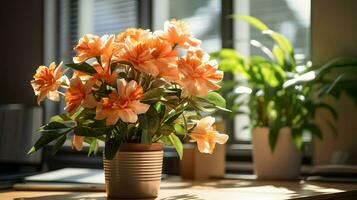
[14,193,106,200]
[14,193,202,200]
[159,194,203,200]
[160,179,349,199]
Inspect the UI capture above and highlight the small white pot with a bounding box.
[252,127,301,180]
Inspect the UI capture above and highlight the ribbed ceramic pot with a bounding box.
[103,143,164,199]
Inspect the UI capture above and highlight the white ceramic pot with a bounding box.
[103,143,164,199]
[252,127,301,180]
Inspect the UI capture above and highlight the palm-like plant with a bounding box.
[212,16,338,151]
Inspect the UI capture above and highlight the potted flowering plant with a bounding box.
[28,19,229,199]
[213,16,337,179]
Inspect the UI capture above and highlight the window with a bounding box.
[233,0,311,141]
[44,0,140,139]
[58,0,139,63]
[43,1,311,166]
[153,0,222,52]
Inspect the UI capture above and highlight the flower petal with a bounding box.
[214,132,229,144]
[72,135,83,151]
[106,111,120,126]
[119,109,138,123]
[83,94,97,108]
[196,139,211,154]
[129,101,150,114]
[197,116,215,129]
[47,90,60,102]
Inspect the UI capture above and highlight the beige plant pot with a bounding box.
[103,143,164,199]
[252,127,301,180]
[180,143,226,180]
[180,121,226,180]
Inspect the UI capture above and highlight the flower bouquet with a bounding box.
[29,19,228,198]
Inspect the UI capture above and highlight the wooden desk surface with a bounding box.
[1,177,357,200]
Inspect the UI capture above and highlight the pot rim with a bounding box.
[119,143,164,152]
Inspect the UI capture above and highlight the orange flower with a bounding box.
[178,50,223,96]
[157,19,201,49]
[73,63,118,85]
[73,70,92,79]
[73,34,102,63]
[147,37,179,81]
[65,77,97,115]
[190,116,229,154]
[112,29,151,65]
[91,64,118,85]
[100,35,116,68]
[118,37,179,81]
[72,135,83,151]
[116,28,151,43]
[73,34,115,68]
[119,38,156,75]
[31,62,66,104]
[95,79,149,125]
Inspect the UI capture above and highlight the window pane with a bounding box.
[153,0,221,52]
[233,0,311,141]
[58,0,138,63]
[93,0,138,36]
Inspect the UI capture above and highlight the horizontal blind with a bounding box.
[93,0,138,36]
[58,0,138,62]
[55,0,139,144]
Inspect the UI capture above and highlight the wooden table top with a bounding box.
[1,177,357,200]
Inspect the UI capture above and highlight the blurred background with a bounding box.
[0,0,356,186]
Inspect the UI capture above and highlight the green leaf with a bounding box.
[238,15,269,31]
[158,125,174,136]
[141,129,152,145]
[104,137,121,160]
[283,71,317,88]
[315,103,338,120]
[264,31,294,57]
[214,106,231,112]
[268,119,284,152]
[217,49,244,59]
[159,135,172,146]
[174,124,185,135]
[302,123,323,140]
[201,92,226,108]
[250,39,274,60]
[28,132,64,155]
[292,128,303,150]
[73,126,108,137]
[317,57,357,76]
[49,114,72,123]
[268,127,279,153]
[38,121,67,131]
[66,63,97,74]
[71,107,85,120]
[164,111,183,124]
[139,106,160,144]
[318,74,346,98]
[238,15,294,64]
[272,45,285,66]
[51,134,67,155]
[142,88,165,103]
[168,133,183,160]
[88,138,99,156]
